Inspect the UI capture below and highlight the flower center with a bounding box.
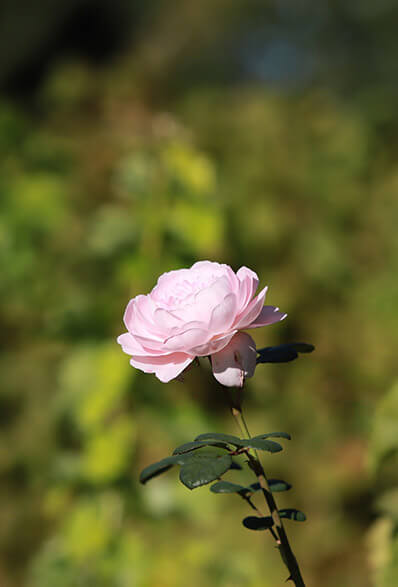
[155,271,221,309]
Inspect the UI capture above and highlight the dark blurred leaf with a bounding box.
[194,432,242,445]
[229,460,243,470]
[279,509,307,521]
[139,455,182,484]
[173,440,228,454]
[194,433,282,452]
[248,482,262,492]
[269,479,292,492]
[210,480,246,493]
[239,438,283,453]
[179,453,232,490]
[257,343,315,364]
[253,432,291,441]
[247,479,291,493]
[242,516,273,530]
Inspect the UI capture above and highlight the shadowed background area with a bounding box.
[1,1,398,586]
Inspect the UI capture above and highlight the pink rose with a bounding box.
[117,261,286,387]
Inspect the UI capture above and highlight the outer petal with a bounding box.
[245,305,287,329]
[163,327,209,352]
[129,352,194,383]
[233,286,268,330]
[211,332,257,388]
[117,332,152,356]
[123,296,161,338]
[236,266,259,311]
[190,330,237,356]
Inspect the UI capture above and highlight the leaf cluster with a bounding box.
[140,431,290,489]
[140,430,306,529]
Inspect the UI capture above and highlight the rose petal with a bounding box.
[117,332,149,356]
[153,307,183,331]
[129,352,193,383]
[233,286,268,330]
[163,328,209,352]
[236,266,259,310]
[124,296,161,338]
[190,330,237,356]
[194,276,232,313]
[209,293,237,333]
[211,332,257,388]
[246,305,287,328]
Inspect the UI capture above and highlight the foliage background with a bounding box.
[1,1,398,586]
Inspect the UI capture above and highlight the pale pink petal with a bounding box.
[117,332,149,356]
[236,266,259,311]
[129,352,193,383]
[190,330,238,356]
[222,264,240,293]
[193,276,232,316]
[135,295,163,335]
[190,260,222,272]
[123,296,160,338]
[153,307,183,331]
[123,299,136,331]
[233,286,268,330]
[132,333,170,353]
[163,328,209,352]
[209,293,237,333]
[246,305,287,329]
[152,268,190,297]
[211,332,257,388]
[118,332,173,356]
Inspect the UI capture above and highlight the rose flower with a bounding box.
[117,261,286,387]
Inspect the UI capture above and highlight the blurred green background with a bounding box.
[1,1,398,586]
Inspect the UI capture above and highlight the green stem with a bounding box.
[230,404,306,587]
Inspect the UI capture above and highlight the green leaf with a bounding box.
[279,508,307,521]
[139,455,183,484]
[247,482,262,492]
[248,480,292,493]
[239,438,283,453]
[193,433,283,452]
[210,481,246,494]
[230,460,243,470]
[179,453,232,490]
[242,516,273,530]
[269,479,292,492]
[194,432,242,445]
[173,440,228,454]
[253,432,291,441]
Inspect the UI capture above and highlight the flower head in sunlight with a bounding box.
[117,261,286,386]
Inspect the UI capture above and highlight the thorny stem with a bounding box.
[228,391,306,587]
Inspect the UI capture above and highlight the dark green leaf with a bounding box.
[247,480,292,493]
[139,455,183,484]
[257,343,315,364]
[179,453,232,490]
[243,516,273,530]
[194,432,242,445]
[268,479,292,492]
[173,440,228,454]
[248,482,261,492]
[239,438,283,453]
[210,481,246,494]
[279,508,306,521]
[193,433,283,452]
[253,432,291,441]
[230,460,243,470]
